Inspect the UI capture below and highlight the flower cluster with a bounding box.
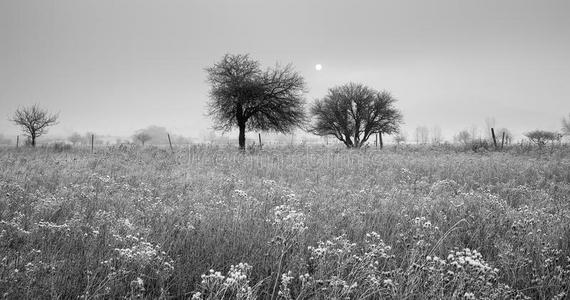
[113,239,174,287]
[300,233,396,299]
[193,263,257,300]
[272,205,307,234]
[419,248,528,299]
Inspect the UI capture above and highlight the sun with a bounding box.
[315,64,323,71]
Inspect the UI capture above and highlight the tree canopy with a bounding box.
[309,83,403,148]
[206,54,306,149]
[525,130,561,147]
[133,130,152,146]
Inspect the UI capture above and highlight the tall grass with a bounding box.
[0,145,569,299]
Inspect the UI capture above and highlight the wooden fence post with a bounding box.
[258,133,262,150]
[501,132,505,149]
[91,134,94,153]
[16,135,19,148]
[491,128,497,149]
[167,134,173,153]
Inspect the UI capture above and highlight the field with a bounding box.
[1,145,570,299]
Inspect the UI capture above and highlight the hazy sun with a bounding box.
[315,64,323,71]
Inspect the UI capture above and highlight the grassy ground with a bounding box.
[1,145,569,299]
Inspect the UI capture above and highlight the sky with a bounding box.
[1,0,569,142]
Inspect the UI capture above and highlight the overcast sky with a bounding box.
[1,0,569,141]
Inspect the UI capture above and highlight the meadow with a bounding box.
[1,145,569,299]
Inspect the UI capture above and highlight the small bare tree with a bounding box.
[431,126,443,144]
[525,130,561,148]
[415,126,429,144]
[133,131,152,146]
[393,131,407,145]
[11,104,58,147]
[68,132,83,145]
[469,125,479,141]
[454,130,471,145]
[562,114,570,136]
[496,128,513,145]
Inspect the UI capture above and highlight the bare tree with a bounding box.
[562,114,570,136]
[415,126,429,144]
[469,125,479,141]
[206,54,307,150]
[431,126,443,144]
[496,128,513,145]
[525,130,561,147]
[454,130,471,145]
[309,83,403,148]
[393,131,407,145]
[68,132,83,145]
[138,125,170,145]
[10,104,58,147]
[133,130,152,146]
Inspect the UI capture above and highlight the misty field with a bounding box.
[1,146,570,299]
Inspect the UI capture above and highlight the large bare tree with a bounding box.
[309,83,403,148]
[11,104,58,147]
[206,54,307,150]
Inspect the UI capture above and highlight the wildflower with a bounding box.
[299,273,311,283]
[134,277,144,286]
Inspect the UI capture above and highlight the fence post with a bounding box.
[258,133,262,150]
[501,132,505,149]
[491,128,497,149]
[167,134,174,153]
[16,135,19,148]
[91,134,94,153]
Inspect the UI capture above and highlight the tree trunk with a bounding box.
[238,122,246,150]
[31,136,36,147]
[344,136,354,148]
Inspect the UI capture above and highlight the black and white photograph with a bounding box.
[1,0,570,299]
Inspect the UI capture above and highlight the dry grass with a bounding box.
[1,145,569,299]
